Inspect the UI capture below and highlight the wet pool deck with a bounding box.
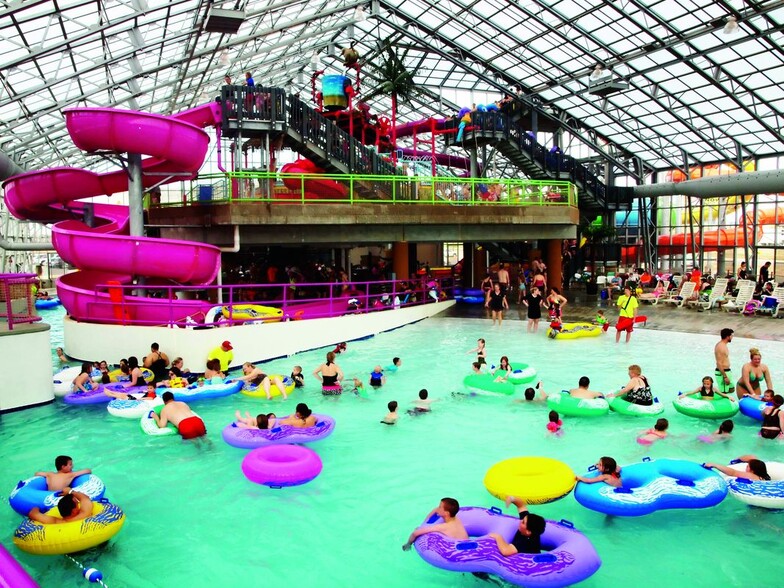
[440,286,784,342]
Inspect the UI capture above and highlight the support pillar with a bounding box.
[392,242,409,281]
[545,239,562,290]
[128,152,144,237]
[473,244,487,288]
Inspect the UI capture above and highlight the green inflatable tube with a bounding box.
[547,390,609,417]
[140,403,177,436]
[463,373,515,396]
[672,393,739,419]
[609,394,664,416]
[486,362,537,385]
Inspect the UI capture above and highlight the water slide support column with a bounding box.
[128,152,145,292]
[545,239,562,290]
[392,242,409,282]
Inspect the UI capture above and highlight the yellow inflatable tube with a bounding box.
[548,322,602,340]
[484,456,575,504]
[240,374,296,399]
[13,501,126,555]
[222,305,283,322]
[107,367,154,383]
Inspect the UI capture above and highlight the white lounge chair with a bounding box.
[656,280,696,308]
[688,278,728,311]
[723,282,757,312]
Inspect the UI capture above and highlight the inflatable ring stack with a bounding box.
[484,456,575,504]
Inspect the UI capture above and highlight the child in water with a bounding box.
[350,377,365,396]
[381,401,398,425]
[698,420,734,443]
[369,366,386,388]
[548,317,563,339]
[471,362,484,374]
[681,376,733,400]
[235,411,277,430]
[290,366,304,388]
[387,357,402,372]
[467,338,487,366]
[593,310,609,332]
[408,389,435,415]
[333,342,347,354]
[637,418,669,445]
[546,410,562,435]
[576,456,622,487]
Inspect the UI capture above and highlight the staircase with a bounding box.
[220,86,401,199]
[443,112,633,213]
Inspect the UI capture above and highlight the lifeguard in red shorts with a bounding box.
[152,391,207,439]
[615,285,639,344]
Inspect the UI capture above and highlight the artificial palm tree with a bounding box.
[363,38,422,161]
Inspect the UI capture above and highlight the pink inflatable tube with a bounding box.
[241,445,322,488]
[0,542,38,587]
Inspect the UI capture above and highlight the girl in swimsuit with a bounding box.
[637,418,668,445]
[704,455,771,481]
[760,394,784,439]
[737,347,773,399]
[575,456,622,487]
[682,376,733,400]
[467,338,487,365]
[72,362,94,394]
[492,356,512,382]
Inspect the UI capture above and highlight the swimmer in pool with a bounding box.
[408,389,436,415]
[34,455,92,492]
[234,411,277,430]
[381,401,398,425]
[637,418,669,445]
[575,456,622,487]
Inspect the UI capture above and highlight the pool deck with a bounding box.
[441,287,784,342]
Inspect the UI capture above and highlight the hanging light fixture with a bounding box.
[353,6,366,21]
[723,16,739,34]
[590,65,604,79]
[219,49,231,66]
[310,51,321,68]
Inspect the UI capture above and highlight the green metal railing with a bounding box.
[186,172,578,207]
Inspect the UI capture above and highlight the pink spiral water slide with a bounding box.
[2,103,224,324]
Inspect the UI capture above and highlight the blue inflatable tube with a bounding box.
[574,458,727,516]
[34,297,61,309]
[8,474,106,516]
[169,379,243,402]
[739,396,770,421]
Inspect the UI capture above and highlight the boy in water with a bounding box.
[369,366,386,388]
[381,401,398,425]
[409,389,436,415]
[290,366,305,388]
[402,497,468,550]
[35,456,92,492]
[593,309,609,332]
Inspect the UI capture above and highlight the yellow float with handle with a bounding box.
[222,305,283,323]
[107,367,154,383]
[240,374,296,398]
[483,456,575,504]
[547,322,602,340]
[13,500,125,555]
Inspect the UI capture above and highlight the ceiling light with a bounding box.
[723,16,739,34]
[219,49,231,66]
[591,65,604,79]
[310,51,321,67]
[353,6,366,21]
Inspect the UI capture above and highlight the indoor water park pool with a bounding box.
[3,311,784,588]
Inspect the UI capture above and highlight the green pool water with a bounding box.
[3,312,783,587]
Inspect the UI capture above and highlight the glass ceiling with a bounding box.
[1,0,783,177]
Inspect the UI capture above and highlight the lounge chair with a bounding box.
[656,280,696,308]
[759,287,784,316]
[687,278,728,311]
[722,282,757,312]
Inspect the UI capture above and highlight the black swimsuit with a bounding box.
[322,374,338,386]
[761,407,782,439]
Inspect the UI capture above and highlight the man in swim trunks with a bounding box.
[35,456,92,492]
[489,495,546,555]
[714,328,735,396]
[402,497,468,551]
[496,264,510,295]
[152,391,206,439]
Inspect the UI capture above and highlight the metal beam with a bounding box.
[634,170,784,198]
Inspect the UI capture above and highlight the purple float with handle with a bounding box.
[222,414,336,448]
[0,542,38,587]
[414,506,601,587]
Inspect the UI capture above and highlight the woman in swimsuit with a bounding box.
[480,273,493,295]
[125,356,145,388]
[492,356,512,382]
[485,282,508,326]
[608,364,652,406]
[313,351,344,389]
[545,287,567,319]
[760,394,784,439]
[72,362,94,394]
[531,271,546,292]
[737,347,773,399]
